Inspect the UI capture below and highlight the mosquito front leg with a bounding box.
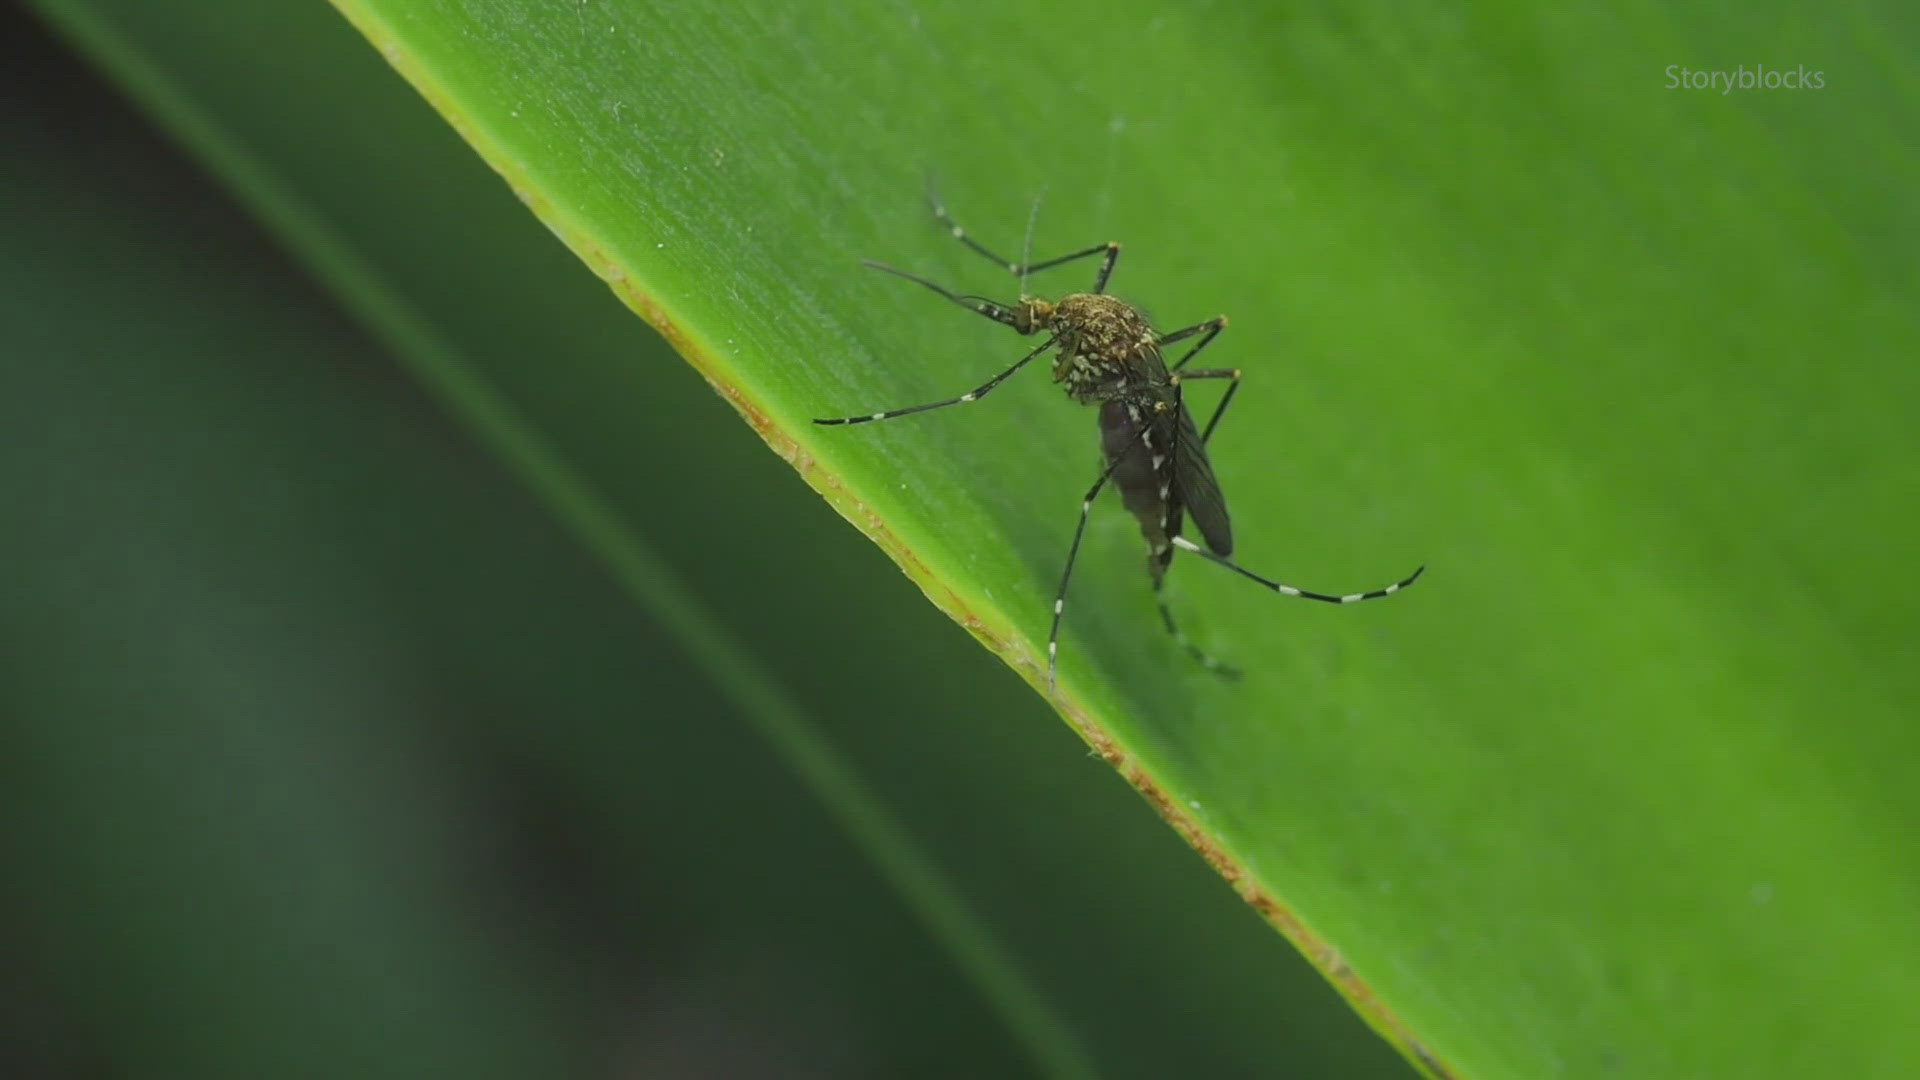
[813,337,1056,426]
[861,260,1026,330]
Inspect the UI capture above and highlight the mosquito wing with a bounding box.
[1170,399,1233,556]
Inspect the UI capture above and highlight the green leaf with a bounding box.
[46,0,1920,1074]
[24,0,1415,1076]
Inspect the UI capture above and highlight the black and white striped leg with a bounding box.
[1047,405,1166,687]
[1170,536,1426,604]
[925,188,1122,294]
[860,260,1026,330]
[1154,574,1242,679]
[1169,366,1242,445]
[814,336,1057,426]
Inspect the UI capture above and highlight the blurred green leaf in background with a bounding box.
[7,1,1919,1078]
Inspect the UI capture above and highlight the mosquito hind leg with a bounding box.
[1153,568,1241,679]
[1156,374,1239,678]
[1047,405,1167,688]
[1170,536,1426,605]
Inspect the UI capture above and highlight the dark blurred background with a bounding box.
[0,6,1410,1077]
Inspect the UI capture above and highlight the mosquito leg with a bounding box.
[861,260,1026,330]
[1170,367,1242,445]
[814,336,1056,425]
[1047,459,1124,689]
[1159,316,1227,369]
[1158,316,1235,442]
[1048,403,1166,688]
[1149,377,1239,678]
[925,187,1121,293]
[1154,574,1241,679]
[1170,536,1426,604]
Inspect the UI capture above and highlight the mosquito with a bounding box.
[815,188,1424,687]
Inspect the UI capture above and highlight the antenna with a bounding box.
[1018,186,1047,300]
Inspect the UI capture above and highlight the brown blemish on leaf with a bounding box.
[1120,763,1458,1079]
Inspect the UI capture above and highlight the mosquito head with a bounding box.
[1012,297,1056,336]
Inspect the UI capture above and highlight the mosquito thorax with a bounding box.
[1044,293,1162,402]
